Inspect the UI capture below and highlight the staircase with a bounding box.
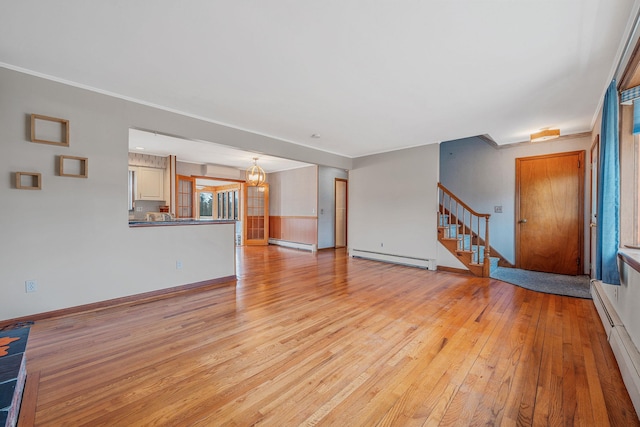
[437,183,498,277]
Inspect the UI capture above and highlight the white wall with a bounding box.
[439,135,591,268]
[349,144,440,261]
[616,258,640,347]
[268,165,318,216]
[318,166,348,249]
[176,161,203,177]
[0,67,350,321]
[201,163,245,181]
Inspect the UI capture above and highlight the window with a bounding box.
[617,103,640,249]
[217,189,239,220]
[619,45,640,250]
[200,192,213,217]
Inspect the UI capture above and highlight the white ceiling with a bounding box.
[1,1,638,158]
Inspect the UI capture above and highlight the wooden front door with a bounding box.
[515,151,584,275]
[243,184,269,246]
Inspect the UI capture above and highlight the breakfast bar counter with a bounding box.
[129,219,236,227]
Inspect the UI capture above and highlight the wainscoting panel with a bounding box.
[269,216,317,245]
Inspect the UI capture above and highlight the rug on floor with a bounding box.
[490,267,591,299]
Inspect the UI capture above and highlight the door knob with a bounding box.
[519,219,528,224]
[590,222,597,228]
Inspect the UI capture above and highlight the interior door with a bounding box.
[243,184,269,246]
[335,178,347,248]
[176,175,195,218]
[590,137,599,278]
[515,151,584,275]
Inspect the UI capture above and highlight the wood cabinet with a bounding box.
[131,166,165,201]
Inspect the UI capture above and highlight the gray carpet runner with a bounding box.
[490,267,591,299]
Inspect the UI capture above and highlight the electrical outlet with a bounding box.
[25,280,38,293]
[176,260,183,270]
[494,206,503,213]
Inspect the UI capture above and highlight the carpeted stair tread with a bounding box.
[489,257,499,274]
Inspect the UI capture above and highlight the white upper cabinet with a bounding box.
[135,167,165,201]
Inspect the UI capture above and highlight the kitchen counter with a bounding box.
[129,219,236,227]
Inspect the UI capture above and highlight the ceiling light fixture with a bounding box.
[246,157,266,187]
[530,128,560,142]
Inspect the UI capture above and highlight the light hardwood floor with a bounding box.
[20,246,638,426]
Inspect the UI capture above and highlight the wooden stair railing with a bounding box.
[437,183,491,277]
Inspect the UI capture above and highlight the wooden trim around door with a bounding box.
[335,178,348,248]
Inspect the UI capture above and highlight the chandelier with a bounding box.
[245,157,266,187]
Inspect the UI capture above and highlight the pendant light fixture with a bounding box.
[245,157,266,187]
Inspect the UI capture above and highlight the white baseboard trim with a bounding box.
[268,239,317,252]
[349,248,436,270]
[591,280,640,416]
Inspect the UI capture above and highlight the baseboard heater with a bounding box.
[591,279,621,336]
[350,249,436,270]
[268,239,317,253]
[591,280,640,416]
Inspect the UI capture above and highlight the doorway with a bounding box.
[244,184,269,246]
[515,151,584,275]
[590,137,599,278]
[335,178,347,248]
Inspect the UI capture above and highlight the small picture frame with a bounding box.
[59,155,88,178]
[31,114,69,147]
[15,172,42,190]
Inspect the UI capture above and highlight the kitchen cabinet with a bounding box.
[132,166,165,201]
